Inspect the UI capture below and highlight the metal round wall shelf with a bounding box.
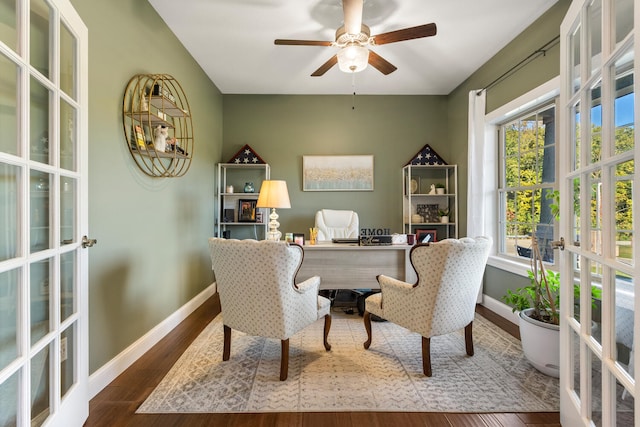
[122,74,194,177]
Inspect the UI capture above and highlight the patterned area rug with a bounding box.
[137,313,559,413]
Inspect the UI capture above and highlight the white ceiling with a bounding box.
[147,0,559,95]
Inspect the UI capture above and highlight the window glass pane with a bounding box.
[570,325,581,397]
[615,268,633,377]
[60,99,77,171]
[30,258,51,345]
[573,177,581,246]
[590,81,602,164]
[616,377,634,425]
[0,0,18,51]
[615,160,633,265]
[0,369,19,426]
[573,254,581,323]
[500,103,556,262]
[588,346,603,426]
[588,0,602,77]
[60,250,76,322]
[0,268,20,371]
[0,163,19,261]
[615,0,634,45]
[571,24,582,95]
[614,55,634,156]
[31,343,51,426]
[0,52,19,156]
[60,21,76,100]
[30,0,51,78]
[30,170,51,252]
[30,77,51,165]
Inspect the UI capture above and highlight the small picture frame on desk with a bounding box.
[415,229,437,244]
[293,233,305,245]
[238,199,257,222]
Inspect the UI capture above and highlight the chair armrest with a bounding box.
[295,276,321,294]
[377,274,415,293]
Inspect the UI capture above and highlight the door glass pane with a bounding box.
[60,250,75,322]
[30,258,50,345]
[571,24,582,95]
[590,81,603,164]
[614,56,634,155]
[589,0,602,77]
[0,268,20,371]
[616,160,633,264]
[616,378,635,425]
[572,177,581,246]
[0,163,19,261]
[60,176,75,245]
[573,253,581,322]
[31,343,51,426]
[590,169,602,255]
[30,77,51,164]
[615,268,634,376]
[589,346,603,426]
[615,0,634,44]
[0,0,18,51]
[573,102,581,170]
[0,52,19,155]
[60,99,77,171]
[589,261,603,348]
[0,369,19,427]
[571,327,581,399]
[30,170,50,252]
[30,0,51,78]
[60,323,76,398]
[60,21,76,100]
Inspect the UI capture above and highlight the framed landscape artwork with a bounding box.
[303,155,374,191]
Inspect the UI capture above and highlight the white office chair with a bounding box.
[314,209,359,241]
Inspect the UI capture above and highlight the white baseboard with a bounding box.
[88,282,217,399]
[481,294,520,325]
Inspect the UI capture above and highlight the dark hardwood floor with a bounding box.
[85,294,560,427]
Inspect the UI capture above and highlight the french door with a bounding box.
[0,0,89,426]
[560,0,638,425]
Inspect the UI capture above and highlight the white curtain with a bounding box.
[467,89,487,238]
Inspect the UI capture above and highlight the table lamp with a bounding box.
[256,180,291,241]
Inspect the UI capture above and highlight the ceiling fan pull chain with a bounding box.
[352,73,356,110]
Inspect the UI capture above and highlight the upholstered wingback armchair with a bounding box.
[363,236,492,376]
[209,238,332,380]
[314,209,359,241]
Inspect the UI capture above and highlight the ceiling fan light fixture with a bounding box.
[337,44,369,73]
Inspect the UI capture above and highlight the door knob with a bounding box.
[81,235,97,248]
[550,237,565,251]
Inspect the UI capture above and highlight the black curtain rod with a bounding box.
[477,35,560,95]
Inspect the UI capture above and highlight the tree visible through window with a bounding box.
[499,103,556,263]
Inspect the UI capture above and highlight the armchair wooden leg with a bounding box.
[422,337,432,377]
[280,339,289,381]
[323,314,332,351]
[465,321,474,356]
[223,325,231,361]
[363,311,372,349]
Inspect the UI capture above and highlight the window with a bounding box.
[498,102,558,265]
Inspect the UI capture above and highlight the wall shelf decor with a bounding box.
[122,74,194,177]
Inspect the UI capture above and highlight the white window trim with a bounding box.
[481,76,560,278]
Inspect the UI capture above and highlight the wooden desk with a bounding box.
[297,243,415,290]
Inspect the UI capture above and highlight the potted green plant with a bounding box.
[502,191,600,377]
[438,207,450,223]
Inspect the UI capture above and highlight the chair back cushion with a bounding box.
[377,237,491,337]
[209,238,318,339]
[314,209,359,240]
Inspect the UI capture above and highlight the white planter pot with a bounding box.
[519,308,560,378]
[436,188,445,194]
[440,216,449,223]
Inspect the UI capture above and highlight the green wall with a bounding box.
[68,0,570,376]
[222,95,448,235]
[69,0,223,373]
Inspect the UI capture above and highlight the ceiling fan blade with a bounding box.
[274,39,333,46]
[373,23,437,45]
[343,0,363,35]
[311,55,338,77]
[368,50,397,75]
